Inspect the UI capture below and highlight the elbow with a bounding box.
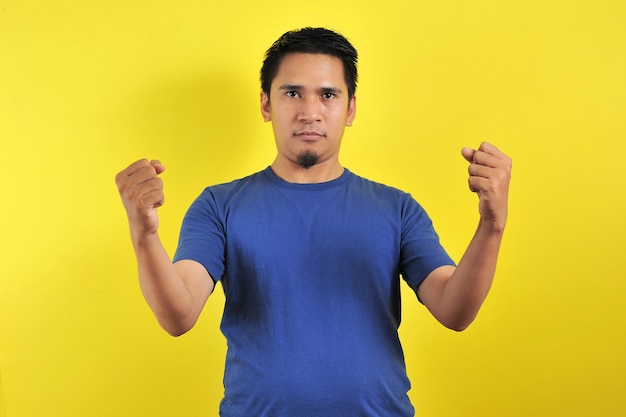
[165,326,191,337]
[158,317,195,337]
[446,322,471,332]
[440,314,477,332]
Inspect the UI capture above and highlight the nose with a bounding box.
[298,96,321,124]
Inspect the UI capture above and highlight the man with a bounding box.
[116,27,511,416]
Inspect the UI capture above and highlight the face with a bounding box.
[261,53,356,171]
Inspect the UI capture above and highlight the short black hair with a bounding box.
[260,27,358,99]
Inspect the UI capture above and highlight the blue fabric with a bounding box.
[174,167,455,417]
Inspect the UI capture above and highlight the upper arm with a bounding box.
[174,259,216,319]
[417,265,456,321]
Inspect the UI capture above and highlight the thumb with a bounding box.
[150,159,166,175]
[461,147,475,163]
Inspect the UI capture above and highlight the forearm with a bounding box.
[132,232,197,336]
[116,159,203,335]
[421,142,510,331]
[435,219,504,330]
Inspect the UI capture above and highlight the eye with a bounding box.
[285,91,299,98]
[322,92,336,99]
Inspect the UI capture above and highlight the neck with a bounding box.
[270,158,344,184]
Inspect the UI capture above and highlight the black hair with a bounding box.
[260,27,358,99]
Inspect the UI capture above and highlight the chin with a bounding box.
[296,151,320,169]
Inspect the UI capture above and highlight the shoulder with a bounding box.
[347,171,418,207]
[196,169,270,202]
[346,172,435,228]
[180,170,271,222]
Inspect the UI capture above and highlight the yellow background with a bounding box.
[1,1,625,416]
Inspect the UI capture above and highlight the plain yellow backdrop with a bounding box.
[1,1,625,416]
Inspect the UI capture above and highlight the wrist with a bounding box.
[478,216,507,236]
[130,227,161,250]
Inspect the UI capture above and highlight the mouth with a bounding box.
[294,130,326,140]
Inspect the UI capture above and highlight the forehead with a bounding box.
[272,53,347,89]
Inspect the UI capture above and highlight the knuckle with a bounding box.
[496,169,509,182]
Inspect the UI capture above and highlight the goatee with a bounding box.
[296,151,319,169]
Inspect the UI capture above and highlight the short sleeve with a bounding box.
[173,189,227,282]
[399,196,456,296]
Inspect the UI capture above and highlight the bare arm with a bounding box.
[418,142,512,331]
[115,159,215,336]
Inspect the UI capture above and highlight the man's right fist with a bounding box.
[115,159,166,236]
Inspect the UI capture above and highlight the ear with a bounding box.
[345,95,356,127]
[260,91,271,122]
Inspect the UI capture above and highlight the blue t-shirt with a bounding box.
[174,167,455,417]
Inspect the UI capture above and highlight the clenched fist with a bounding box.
[461,142,512,232]
[115,159,166,237]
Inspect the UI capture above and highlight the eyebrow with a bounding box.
[278,84,344,95]
[277,84,303,91]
